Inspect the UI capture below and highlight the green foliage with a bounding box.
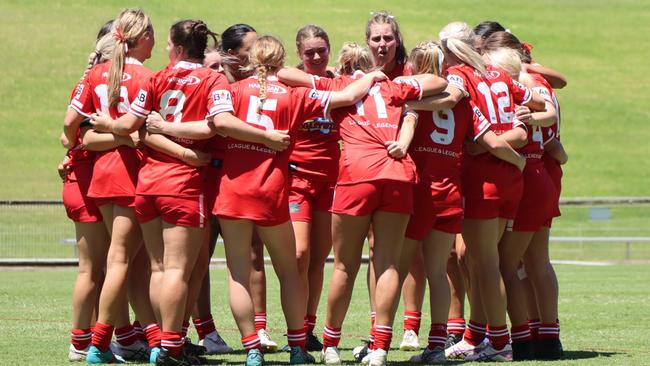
[0,0,648,198]
[1,264,649,365]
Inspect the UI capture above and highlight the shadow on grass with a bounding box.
[563,349,621,360]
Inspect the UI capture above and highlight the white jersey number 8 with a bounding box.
[160,90,187,123]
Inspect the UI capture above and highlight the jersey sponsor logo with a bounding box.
[512,79,527,89]
[101,72,132,81]
[413,146,460,158]
[168,75,201,86]
[74,83,85,99]
[135,89,147,105]
[300,117,336,134]
[309,89,326,100]
[375,122,398,129]
[486,70,501,80]
[247,83,288,94]
[472,106,485,119]
[227,142,276,154]
[447,74,464,88]
[533,86,550,97]
[212,90,232,103]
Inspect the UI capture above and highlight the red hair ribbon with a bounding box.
[113,26,126,42]
[522,42,534,53]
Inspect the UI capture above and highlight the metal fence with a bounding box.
[1,198,649,264]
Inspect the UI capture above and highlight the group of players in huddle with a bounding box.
[60,7,568,366]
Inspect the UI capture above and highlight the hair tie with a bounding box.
[522,42,534,53]
[113,25,126,42]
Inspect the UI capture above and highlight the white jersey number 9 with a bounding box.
[430,109,455,146]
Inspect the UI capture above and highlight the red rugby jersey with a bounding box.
[530,72,564,182]
[216,76,332,220]
[66,80,95,172]
[516,73,555,165]
[129,61,234,196]
[70,59,152,197]
[288,74,345,181]
[410,98,490,179]
[328,72,422,185]
[446,64,531,136]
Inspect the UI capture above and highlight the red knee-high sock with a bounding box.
[463,320,486,346]
[181,320,190,339]
[427,323,447,350]
[369,311,376,350]
[115,324,137,346]
[144,323,162,348]
[538,322,560,340]
[161,331,184,358]
[510,323,532,344]
[447,317,466,337]
[287,328,307,350]
[487,325,509,350]
[254,312,267,332]
[71,328,92,351]
[403,311,422,335]
[322,325,341,351]
[373,325,393,352]
[133,321,146,343]
[91,322,114,353]
[193,315,217,340]
[528,319,540,340]
[241,332,262,351]
[304,314,317,334]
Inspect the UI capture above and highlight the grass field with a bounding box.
[0,0,649,199]
[1,264,649,365]
[2,203,650,260]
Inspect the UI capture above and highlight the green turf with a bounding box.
[0,264,649,365]
[0,0,648,199]
[3,203,650,260]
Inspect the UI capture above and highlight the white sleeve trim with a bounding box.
[129,103,150,118]
[69,103,91,118]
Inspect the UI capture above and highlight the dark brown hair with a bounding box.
[170,19,219,61]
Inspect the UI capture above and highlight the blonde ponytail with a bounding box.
[107,8,151,107]
[445,38,486,76]
[256,65,268,114]
[439,21,486,76]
